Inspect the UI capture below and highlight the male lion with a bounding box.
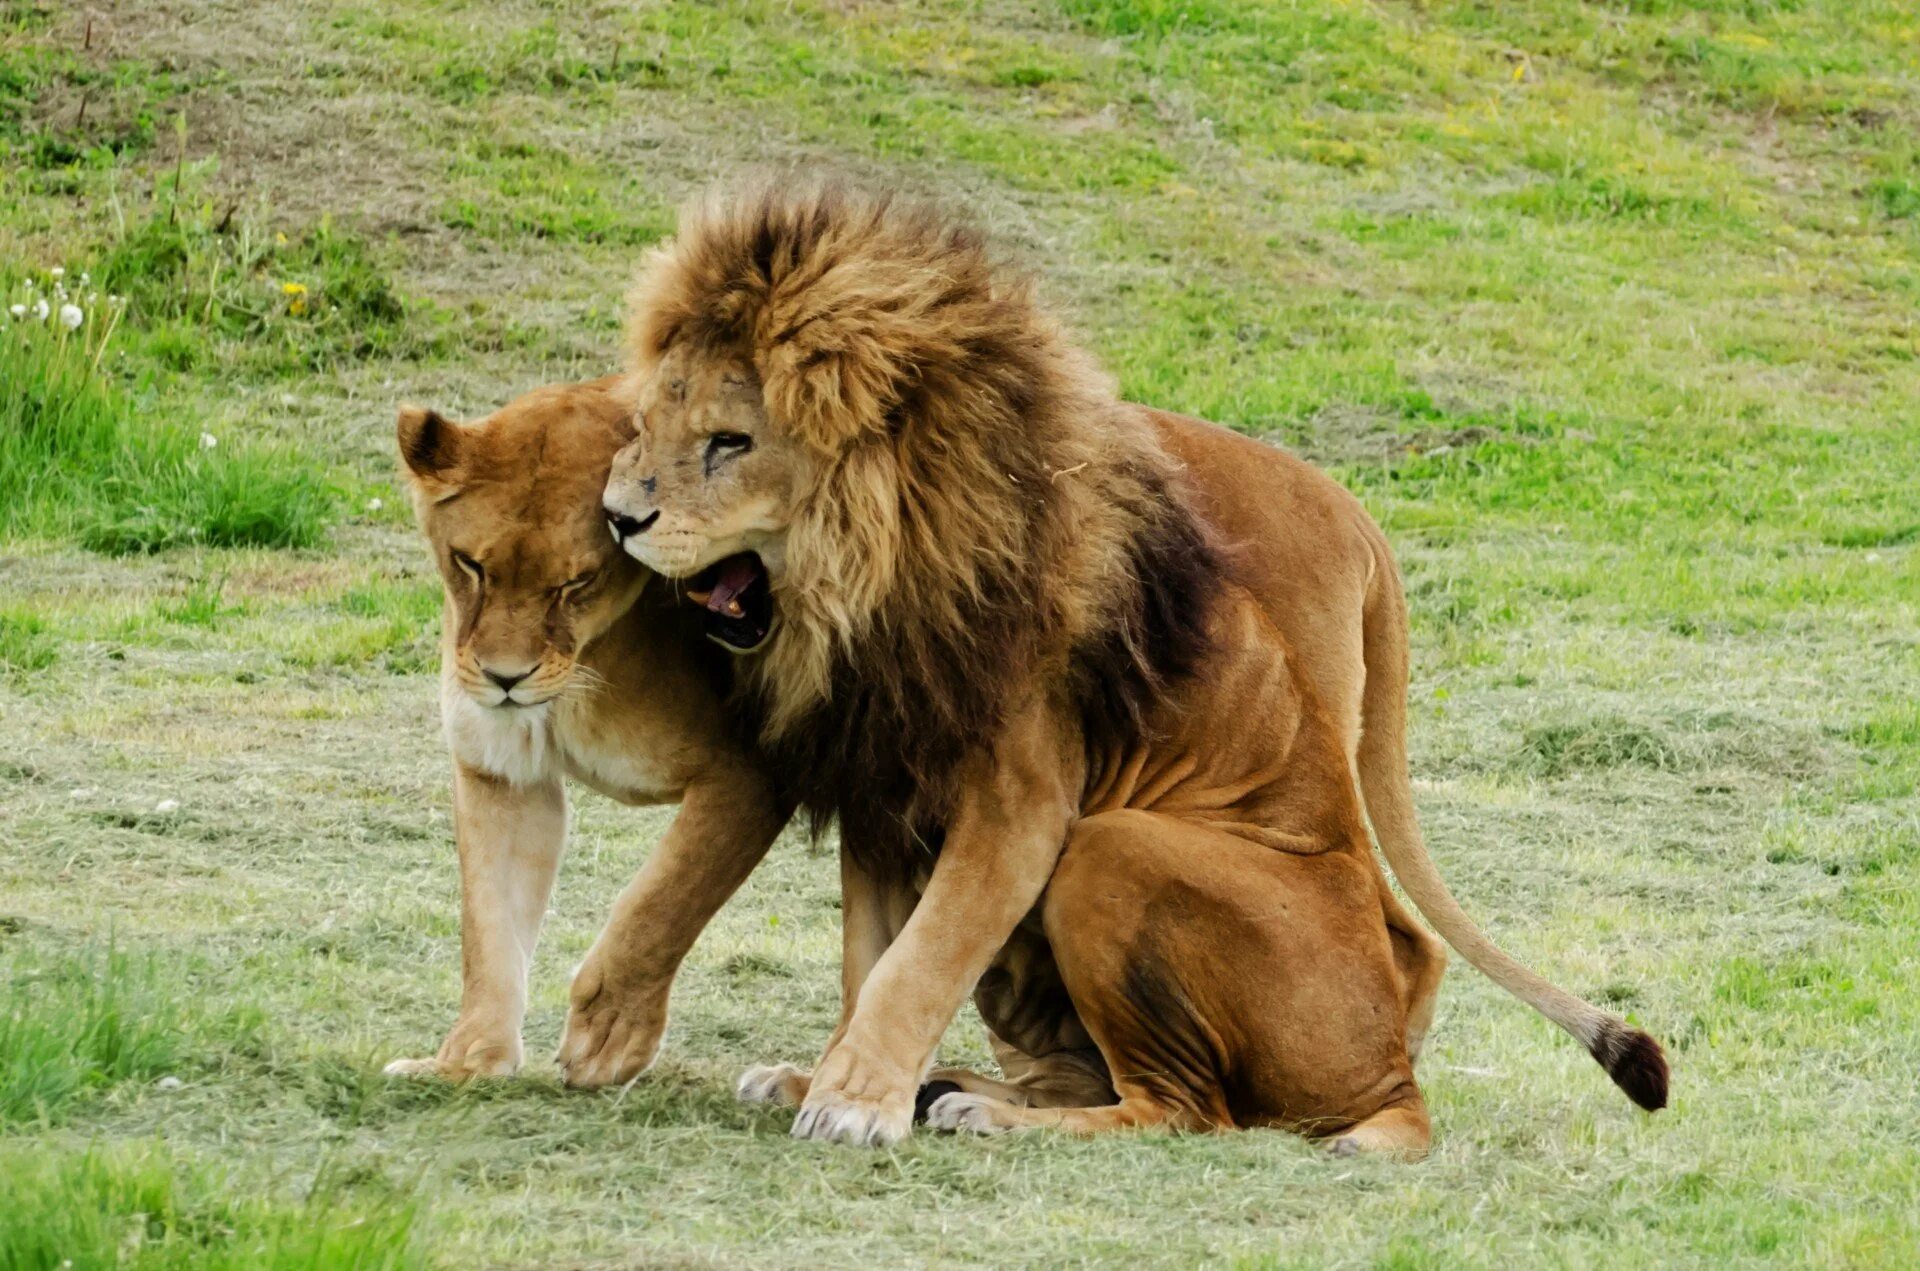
[384,377,787,1087]
[601,183,1668,1153]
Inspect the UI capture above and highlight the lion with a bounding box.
[600,181,1669,1154]
[382,376,788,1088]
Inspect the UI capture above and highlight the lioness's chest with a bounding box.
[551,698,697,805]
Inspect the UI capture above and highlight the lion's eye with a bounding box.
[560,569,597,598]
[706,432,753,460]
[450,550,483,581]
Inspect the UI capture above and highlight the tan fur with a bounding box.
[384,378,788,1087]
[607,182,1668,1151]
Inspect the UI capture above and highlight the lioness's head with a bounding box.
[399,377,648,712]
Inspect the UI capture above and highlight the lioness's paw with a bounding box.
[924,1091,1012,1135]
[556,953,670,1089]
[381,1056,443,1078]
[736,1063,810,1107]
[381,1043,519,1080]
[792,1085,913,1148]
[555,998,667,1089]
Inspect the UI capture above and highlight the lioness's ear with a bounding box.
[397,405,463,486]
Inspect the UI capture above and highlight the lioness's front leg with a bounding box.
[792,703,1076,1146]
[386,763,565,1079]
[558,763,788,1088]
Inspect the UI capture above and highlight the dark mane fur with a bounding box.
[628,179,1219,868]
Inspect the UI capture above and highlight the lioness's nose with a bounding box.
[605,506,659,541]
[484,667,531,692]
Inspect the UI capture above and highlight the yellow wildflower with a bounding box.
[282,281,309,316]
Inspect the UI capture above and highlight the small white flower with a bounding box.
[155,1076,184,1091]
[79,272,90,286]
[366,497,384,512]
[58,303,83,330]
[199,432,218,450]
[30,298,49,322]
[49,266,63,280]
[7,304,22,319]
[155,799,181,813]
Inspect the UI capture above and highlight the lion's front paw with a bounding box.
[556,958,669,1089]
[924,1091,1013,1135]
[736,1062,811,1107]
[793,1085,914,1147]
[791,1048,915,1147]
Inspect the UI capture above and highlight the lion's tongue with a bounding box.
[700,557,760,618]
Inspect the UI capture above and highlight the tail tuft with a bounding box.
[1590,1020,1670,1111]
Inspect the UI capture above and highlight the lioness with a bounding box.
[383,377,787,1087]
[601,182,1668,1153]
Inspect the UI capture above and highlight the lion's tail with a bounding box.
[1354,531,1669,1112]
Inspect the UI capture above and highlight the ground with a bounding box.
[2,1,1917,1266]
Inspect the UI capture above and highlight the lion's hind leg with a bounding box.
[921,1040,1116,1122]
[930,809,1431,1152]
[1325,1100,1430,1159]
[925,1088,1203,1135]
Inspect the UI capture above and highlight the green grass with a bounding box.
[0,942,262,1126]
[1,0,1916,1265]
[0,1143,425,1270]
[1,270,338,554]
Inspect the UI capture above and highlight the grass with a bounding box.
[0,942,264,1127]
[1,0,1916,1265]
[1,265,338,554]
[0,1143,426,1270]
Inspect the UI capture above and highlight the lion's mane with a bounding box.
[627,180,1219,864]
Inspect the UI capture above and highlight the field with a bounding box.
[2,0,1917,1265]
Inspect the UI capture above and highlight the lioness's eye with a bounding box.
[561,570,597,597]
[706,432,753,459]
[450,550,483,580]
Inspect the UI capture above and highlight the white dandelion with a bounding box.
[7,304,22,319]
[199,432,219,450]
[366,497,384,512]
[58,303,83,330]
[30,298,49,322]
[49,266,64,280]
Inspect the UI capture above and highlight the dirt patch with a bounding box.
[1508,710,1835,782]
[1293,403,1528,468]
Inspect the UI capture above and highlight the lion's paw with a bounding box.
[736,1063,811,1107]
[792,1085,913,1148]
[924,1091,1012,1136]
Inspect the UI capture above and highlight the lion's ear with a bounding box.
[396,405,464,488]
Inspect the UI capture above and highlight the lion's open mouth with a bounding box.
[686,552,774,652]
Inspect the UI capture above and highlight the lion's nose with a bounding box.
[605,506,660,540]
[484,667,532,692]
